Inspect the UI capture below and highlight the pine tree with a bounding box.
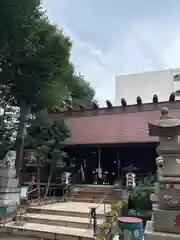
[25,111,70,198]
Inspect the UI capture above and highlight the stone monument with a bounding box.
[0,150,20,222]
[144,107,180,240]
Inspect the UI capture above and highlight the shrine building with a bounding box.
[46,94,180,185]
[24,94,180,186]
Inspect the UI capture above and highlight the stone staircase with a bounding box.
[71,185,116,204]
[2,202,108,240]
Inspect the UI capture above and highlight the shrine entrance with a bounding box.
[78,147,118,185]
[120,143,157,185]
[84,147,99,184]
[101,147,118,185]
[62,143,157,186]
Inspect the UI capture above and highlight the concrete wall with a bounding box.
[115,68,180,106]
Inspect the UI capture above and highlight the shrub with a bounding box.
[131,184,154,211]
[111,200,123,216]
[100,222,112,231]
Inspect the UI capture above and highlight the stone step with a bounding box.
[71,197,93,203]
[72,191,115,197]
[27,206,104,219]
[72,197,115,204]
[72,192,106,196]
[73,194,115,201]
[73,190,114,196]
[16,213,104,229]
[73,184,114,190]
[3,221,95,240]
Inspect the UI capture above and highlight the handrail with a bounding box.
[28,187,38,194]
[27,169,82,204]
[28,185,66,205]
[95,190,109,217]
[89,190,110,236]
[96,190,109,210]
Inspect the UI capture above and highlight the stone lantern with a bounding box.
[145,107,180,240]
[0,150,20,222]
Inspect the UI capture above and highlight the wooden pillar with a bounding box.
[117,149,120,182]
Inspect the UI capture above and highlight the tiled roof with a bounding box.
[64,108,180,145]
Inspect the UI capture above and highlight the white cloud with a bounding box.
[43,0,180,106]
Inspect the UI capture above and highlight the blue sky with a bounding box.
[43,0,180,106]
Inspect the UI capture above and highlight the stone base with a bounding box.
[159,176,180,183]
[144,221,180,240]
[153,208,180,233]
[0,168,16,178]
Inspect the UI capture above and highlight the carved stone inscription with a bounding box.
[158,185,180,209]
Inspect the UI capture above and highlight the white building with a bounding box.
[115,69,180,106]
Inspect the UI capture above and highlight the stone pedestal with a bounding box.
[0,151,20,221]
[144,108,180,240]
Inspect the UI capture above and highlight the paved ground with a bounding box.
[30,201,111,214]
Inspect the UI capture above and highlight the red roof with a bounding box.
[49,101,180,146]
[63,108,180,145]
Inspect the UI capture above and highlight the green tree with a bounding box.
[0,5,72,177]
[0,1,96,182]
[25,111,70,198]
[0,0,41,175]
[53,65,96,111]
[71,74,95,109]
[0,0,41,51]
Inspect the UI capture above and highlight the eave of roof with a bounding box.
[49,101,180,146]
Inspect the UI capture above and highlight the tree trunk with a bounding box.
[15,102,30,183]
[44,164,53,199]
[36,156,41,199]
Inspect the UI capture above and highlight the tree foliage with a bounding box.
[0,0,96,178]
[70,74,95,109]
[0,0,41,50]
[131,184,154,210]
[25,111,70,152]
[25,111,70,196]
